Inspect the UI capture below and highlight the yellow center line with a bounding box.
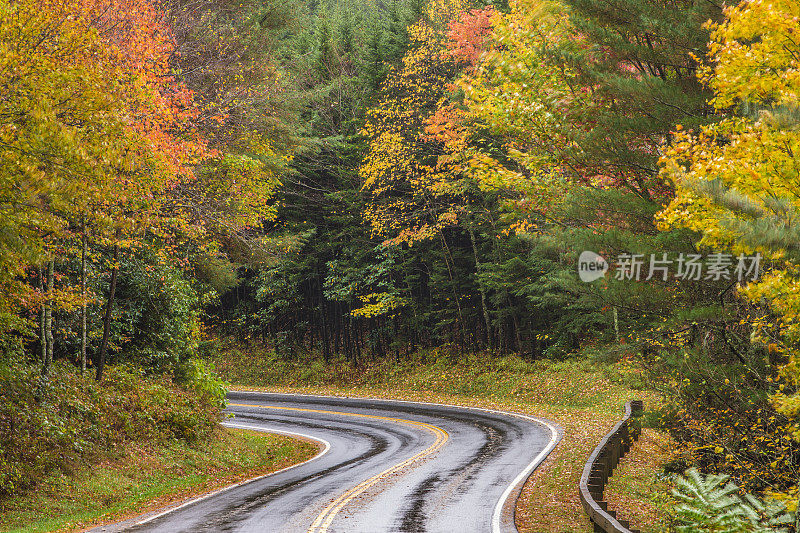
[227,403,449,533]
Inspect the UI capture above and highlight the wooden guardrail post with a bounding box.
[578,400,644,533]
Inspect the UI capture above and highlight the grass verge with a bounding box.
[0,427,318,533]
[204,337,675,532]
[603,428,677,533]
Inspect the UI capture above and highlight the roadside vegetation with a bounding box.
[0,427,317,533]
[604,429,678,533]
[0,361,222,499]
[0,358,319,532]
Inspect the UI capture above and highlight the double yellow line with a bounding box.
[227,403,449,533]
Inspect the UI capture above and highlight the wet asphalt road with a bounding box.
[95,391,560,533]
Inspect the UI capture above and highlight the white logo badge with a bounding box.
[578,251,608,282]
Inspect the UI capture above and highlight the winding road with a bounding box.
[96,391,560,533]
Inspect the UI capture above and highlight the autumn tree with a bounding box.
[0,0,210,379]
[360,0,511,348]
[457,0,739,350]
[660,0,800,494]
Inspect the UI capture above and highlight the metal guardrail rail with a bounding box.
[579,400,644,533]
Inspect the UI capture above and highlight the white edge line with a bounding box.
[490,414,560,533]
[229,390,563,533]
[133,423,331,526]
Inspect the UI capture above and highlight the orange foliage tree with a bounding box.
[0,0,208,376]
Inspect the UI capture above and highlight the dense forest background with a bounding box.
[2,0,800,527]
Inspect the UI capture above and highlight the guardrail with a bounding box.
[579,400,644,533]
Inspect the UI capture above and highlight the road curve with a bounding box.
[100,391,560,533]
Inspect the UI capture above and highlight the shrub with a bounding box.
[176,359,229,408]
[0,360,221,498]
[114,254,202,372]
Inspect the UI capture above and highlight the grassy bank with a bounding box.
[603,428,677,533]
[205,337,675,532]
[0,361,223,500]
[0,427,318,533]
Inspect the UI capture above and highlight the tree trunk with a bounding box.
[354,319,361,363]
[41,260,54,377]
[334,302,341,355]
[321,301,330,362]
[512,312,523,354]
[438,231,465,347]
[468,226,492,350]
[39,266,46,364]
[96,243,119,381]
[81,230,87,374]
[344,312,353,362]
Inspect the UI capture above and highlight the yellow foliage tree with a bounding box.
[0,0,212,378]
[360,0,488,324]
[460,0,574,225]
[658,0,800,464]
[360,0,468,246]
